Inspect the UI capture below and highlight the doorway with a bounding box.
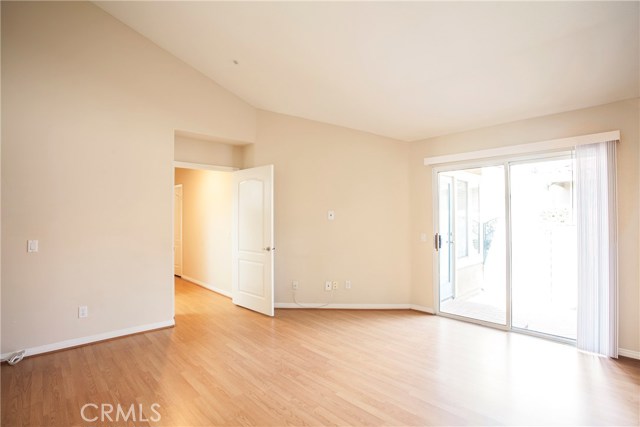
[172,163,275,317]
[435,153,577,341]
[174,167,233,294]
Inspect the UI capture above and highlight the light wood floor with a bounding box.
[2,277,639,426]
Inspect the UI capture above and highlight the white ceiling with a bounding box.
[96,1,639,142]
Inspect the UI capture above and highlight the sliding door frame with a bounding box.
[432,158,512,332]
[432,149,575,340]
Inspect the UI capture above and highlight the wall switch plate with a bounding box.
[325,281,332,291]
[292,280,299,290]
[327,210,335,221]
[345,280,352,289]
[420,233,428,242]
[27,240,39,253]
[78,305,88,318]
[332,281,339,290]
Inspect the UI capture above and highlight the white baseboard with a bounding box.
[181,275,232,298]
[410,304,435,314]
[275,302,436,312]
[1,319,175,361]
[618,348,640,360]
[275,302,412,309]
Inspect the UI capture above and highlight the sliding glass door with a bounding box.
[437,166,506,325]
[510,157,577,340]
[436,154,577,341]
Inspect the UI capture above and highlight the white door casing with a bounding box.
[174,184,183,277]
[232,165,274,316]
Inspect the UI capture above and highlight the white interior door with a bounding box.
[174,184,183,277]
[232,165,274,316]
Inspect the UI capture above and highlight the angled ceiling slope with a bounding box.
[96,1,639,141]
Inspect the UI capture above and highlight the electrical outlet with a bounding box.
[345,280,352,289]
[292,280,299,290]
[325,281,332,291]
[332,281,338,290]
[78,305,88,318]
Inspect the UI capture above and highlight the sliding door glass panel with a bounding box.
[510,157,577,340]
[438,166,506,325]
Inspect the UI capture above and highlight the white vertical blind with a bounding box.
[575,140,618,357]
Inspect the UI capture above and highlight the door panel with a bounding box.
[510,157,577,339]
[238,179,265,252]
[437,166,506,325]
[232,165,274,316]
[238,260,265,296]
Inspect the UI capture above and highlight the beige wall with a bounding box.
[410,98,640,354]
[174,135,245,169]
[174,168,233,295]
[1,1,256,354]
[247,110,412,305]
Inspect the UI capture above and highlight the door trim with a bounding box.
[173,161,238,172]
[174,184,183,277]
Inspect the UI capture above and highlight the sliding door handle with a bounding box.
[434,233,442,251]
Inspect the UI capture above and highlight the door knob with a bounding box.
[263,247,275,252]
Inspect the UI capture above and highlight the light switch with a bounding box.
[27,240,39,253]
[420,233,428,242]
[328,210,335,221]
[78,305,88,318]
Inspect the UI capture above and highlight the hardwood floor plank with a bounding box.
[2,277,639,426]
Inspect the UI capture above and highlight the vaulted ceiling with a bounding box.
[96,1,639,141]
